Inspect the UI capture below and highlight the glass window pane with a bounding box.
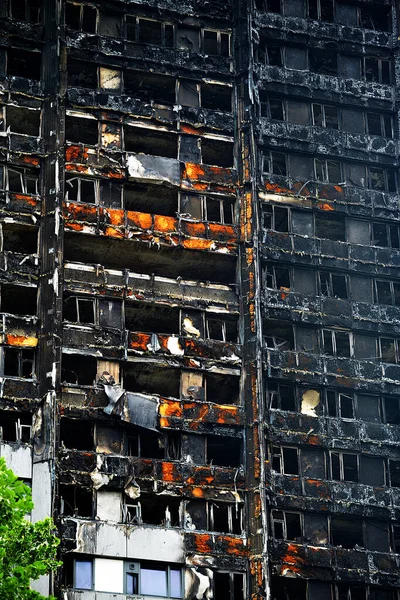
[381,338,396,363]
[170,569,182,598]
[75,560,92,590]
[141,566,168,597]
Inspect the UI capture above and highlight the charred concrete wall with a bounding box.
[0,0,399,598]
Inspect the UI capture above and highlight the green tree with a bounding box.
[0,457,61,600]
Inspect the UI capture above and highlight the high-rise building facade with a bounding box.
[0,0,399,598]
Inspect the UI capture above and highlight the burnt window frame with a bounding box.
[127,430,181,461]
[213,572,246,600]
[178,193,235,225]
[65,113,99,147]
[374,279,400,307]
[255,0,282,13]
[312,103,339,129]
[362,56,392,85]
[366,112,393,138]
[206,501,244,535]
[257,44,283,67]
[371,222,400,249]
[4,105,41,137]
[382,396,400,425]
[271,445,300,475]
[262,151,288,177]
[65,2,98,33]
[202,29,231,57]
[205,315,238,343]
[314,158,342,184]
[261,204,290,232]
[65,176,99,204]
[318,271,348,299]
[63,295,97,326]
[379,337,400,364]
[329,450,359,482]
[325,389,355,419]
[358,4,391,33]
[8,0,42,23]
[264,264,292,290]
[308,0,335,22]
[4,166,39,196]
[125,16,175,48]
[322,329,353,358]
[271,509,303,542]
[3,347,35,379]
[267,381,297,412]
[367,167,397,193]
[259,97,285,120]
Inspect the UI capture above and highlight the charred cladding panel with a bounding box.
[2,0,400,598]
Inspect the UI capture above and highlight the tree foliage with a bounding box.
[0,457,61,600]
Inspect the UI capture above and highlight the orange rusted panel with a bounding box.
[184,163,206,180]
[104,226,124,239]
[264,181,292,195]
[181,124,203,135]
[65,164,90,174]
[159,399,183,418]
[108,171,124,179]
[6,334,38,347]
[317,202,334,211]
[63,202,97,221]
[154,215,177,233]
[65,146,88,162]
[64,222,84,231]
[129,332,151,351]
[22,156,40,166]
[107,209,125,226]
[208,223,237,243]
[181,221,207,238]
[13,194,38,207]
[127,211,153,230]
[183,238,214,251]
[161,462,179,482]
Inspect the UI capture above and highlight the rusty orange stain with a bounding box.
[184,163,206,180]
[264,181,291,195]
[127,211,153,230]
[183,238,214,251]
[63,202,97,220]
[183,221,207,238]
[104,226,124,239]
[307,435,321,446]
[22,155,40,166]
[65,145,88,162]
[154,215,177,233]
[64,222,84,231]
[208,223,237,243]
[317,202,334,211]
[6,334,37,347]
[209,165,231,176]
[129,332,151,351]
[65,164,90,174]
[107,209,125,226]
[193,533,212,554]
[194,533,248,556]
[180,124,203,135]
[106,170,124,179]
[13,194,37,207]
[159,399,183,418]
[161,462,179,482]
